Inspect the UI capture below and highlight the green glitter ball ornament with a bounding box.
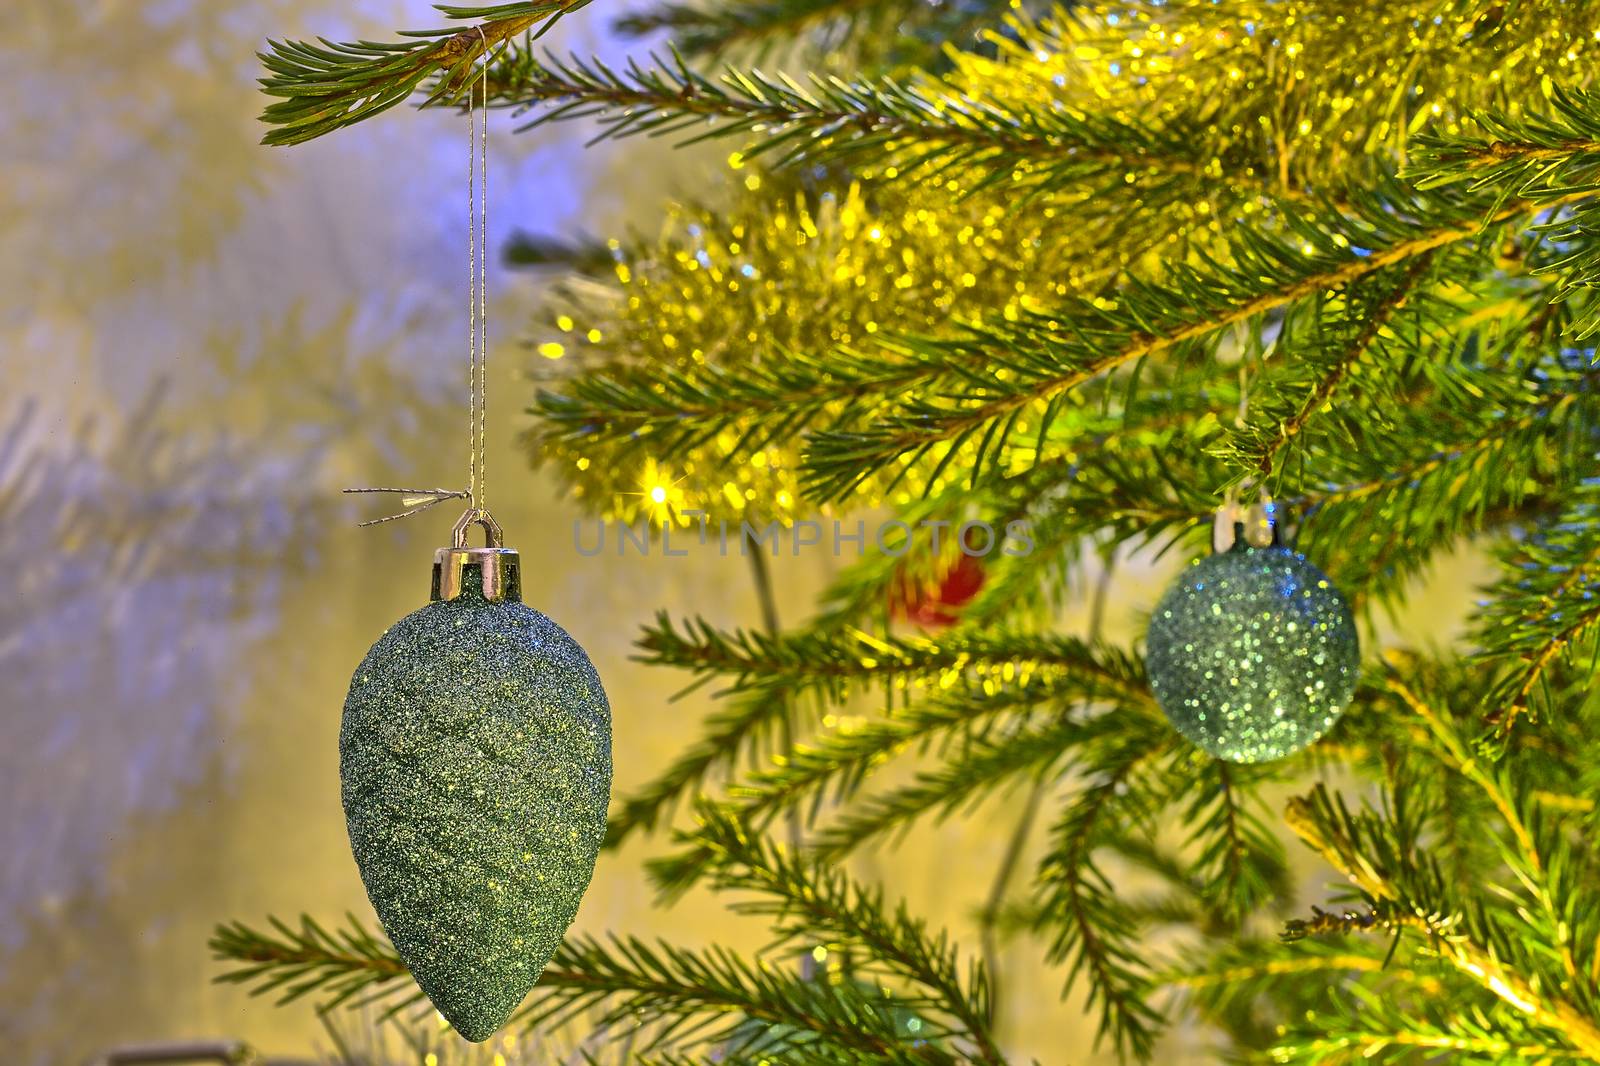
[341,510,611,1042]
[1145,525,1358,764]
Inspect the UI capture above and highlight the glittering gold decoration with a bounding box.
[527,2,1595,525]
[530,175,1084,519]
[967,2,1594,187]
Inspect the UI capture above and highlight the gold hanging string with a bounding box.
[468,27,489,511]
[346,31,495,528]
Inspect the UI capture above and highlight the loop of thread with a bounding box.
[342,488,472,527]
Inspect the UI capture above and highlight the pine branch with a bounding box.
[1384,671,1547,877]
[1472,481,1600,734]
[614,0,886,57]
[604,682,795,850]
[1181,760,1289,925]
[1382,670,1589,995]
[637,613,1151,696]
[529,934,962,1061]
[807,709,1131,859]
[612,621,1153,849]
[213,915,959,1060]
[532,345,956,486]
[1223,254,1435,481]
[1273,982,1595,1065]
[1034,725,1173,1059]
[1177,941,1388,985]
[720,672,1137,829]
[645,676,1143,899]
[1167,934,1436,1053]
[1284,783,1600,1061]
[1170,940,1400,997]
[800,309,1591,611]
[257,3,588,146]
[801,185,1584,501]
[1410,85,1600,191]
[677,806,1005,1064]
[1277,352,1596,599]
[210,915,419,1013]
[484,46,1219,190]
[1411,85,1600,336]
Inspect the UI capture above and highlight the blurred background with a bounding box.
[0,3,1487,1063]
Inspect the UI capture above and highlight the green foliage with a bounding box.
[258,2,588,146]
[1033,723,1170,1058]
[1473,476,1600,734]
[665,806,1004,1062]
[617,616,1154,851]
[480,44,1222,200]
[1413,85,1600,336]
[238,2,1600,1063]
[211,914,419,1013]
[214,909,966,1056]
[610,0,990,63]
[797,184,1536,502]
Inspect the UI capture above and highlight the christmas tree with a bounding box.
[217,1,1600,1061]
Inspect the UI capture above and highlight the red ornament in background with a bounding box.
[890,551,986,628]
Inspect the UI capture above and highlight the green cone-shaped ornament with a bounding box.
[341,509,611,1041]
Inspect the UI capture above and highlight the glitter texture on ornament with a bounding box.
[341,581,612,1041]
[1145,543,1358,763]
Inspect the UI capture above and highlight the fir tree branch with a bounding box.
[1471,481,1600,734]
[605,682,794,850]
[1383,671,1548,883]
[523,932,963,1060]
[1170,948,1392,989]
[210,915,418,1012]
[1284,784,1600,1061]
[735,673,1137,826]
[1383,668,1586,993]
[1285,902,1600,1064]
[484,47,1218,188]
[641,675,1086,899]
[532,342,943,460]
[1274,982,1595,1065]
[1411,85,1600,336]
[257,3,587,146]
[801,188,1585,501]
[843,313,1590,611]
[1034,726,1173,1059]
[213,915,959,1060]
[808,710,1131,859]
[1238,254,1434,480]
[679,807,1005,1063]
[612,621,1153,849]
[1410,85,1600,190]
[1268,356,1595,599]
[637,614,1151,696]
[1167,933,1442,1051]
[1182,760,1289,925]
[614,0,884,57]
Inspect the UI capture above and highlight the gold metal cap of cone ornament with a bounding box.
[431,507,521,603]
